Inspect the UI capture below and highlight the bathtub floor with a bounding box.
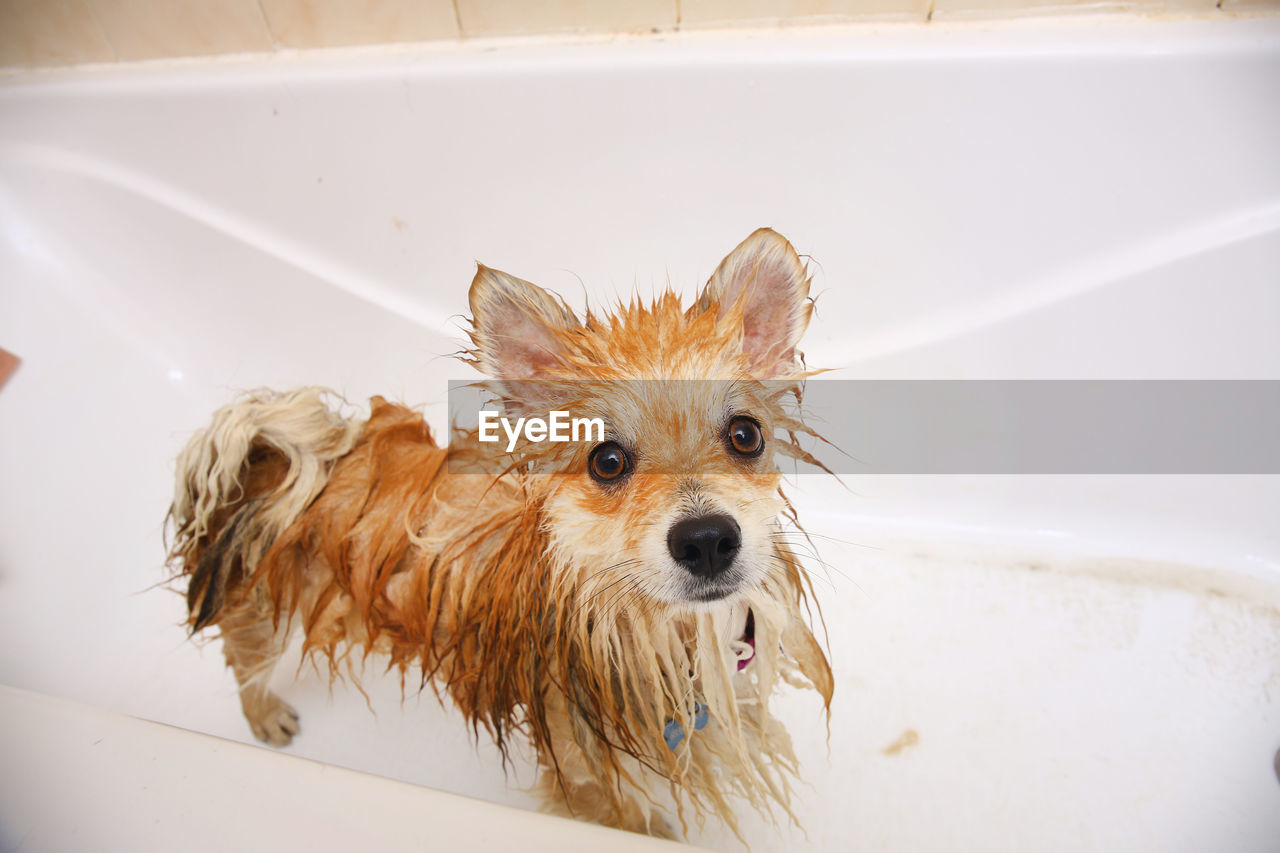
[7,510,1273,852]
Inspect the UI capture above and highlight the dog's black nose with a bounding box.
[667,514,741,579]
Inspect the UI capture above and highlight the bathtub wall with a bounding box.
[1,0,1277,69]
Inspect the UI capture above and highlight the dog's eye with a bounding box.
[726,417,764,458]
[588,442,630,483]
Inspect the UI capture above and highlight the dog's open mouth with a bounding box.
[730,608,756,671]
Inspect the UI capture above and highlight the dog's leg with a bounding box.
[536,768,677,839]
[217,598,299,747]
[533,690,678,837]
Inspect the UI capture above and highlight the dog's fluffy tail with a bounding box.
[166,388,363,631]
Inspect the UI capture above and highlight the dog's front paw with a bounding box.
[243,691,300,747]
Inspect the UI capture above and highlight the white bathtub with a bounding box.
[1,15,1278,852]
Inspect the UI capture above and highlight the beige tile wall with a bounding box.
[931,0,1219,20]
[261,0,457,48]
[681,0,929,26]
[0,1,115,66]
[1220,0,1280,10]
[457,0,677,36]
[89,0,273,61]
[1,0,1276,68]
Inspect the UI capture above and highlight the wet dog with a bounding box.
[166,228,832,839]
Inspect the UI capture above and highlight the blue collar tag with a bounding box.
[664,703,710,751]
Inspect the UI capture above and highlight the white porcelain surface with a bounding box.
[1,17,1278,852]
[0,684,697,852]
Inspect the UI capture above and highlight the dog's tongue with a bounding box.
[733,608,756,671]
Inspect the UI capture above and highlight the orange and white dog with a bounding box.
[166,228,833,839]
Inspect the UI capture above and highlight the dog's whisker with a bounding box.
[592,569,662,628]
[771,530,878,551]
[769,533,858,577]
[578,559,643,596]
[568,562,661,629]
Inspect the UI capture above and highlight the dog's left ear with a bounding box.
[468,264,578,380]
[468,264,581,415]
[699,228,813,377]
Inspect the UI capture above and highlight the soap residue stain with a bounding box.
[894,540,1280,695]
[882,728,919,756]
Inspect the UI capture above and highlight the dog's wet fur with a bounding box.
[167,229,833,839]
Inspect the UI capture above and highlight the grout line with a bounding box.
[80,0,120,63]
[254,0,281,51]
[452,0,466,39]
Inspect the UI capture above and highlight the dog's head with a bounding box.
[466,229,813,611]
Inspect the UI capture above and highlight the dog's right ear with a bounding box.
[468,264,578,381]
[699,228,812,378]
